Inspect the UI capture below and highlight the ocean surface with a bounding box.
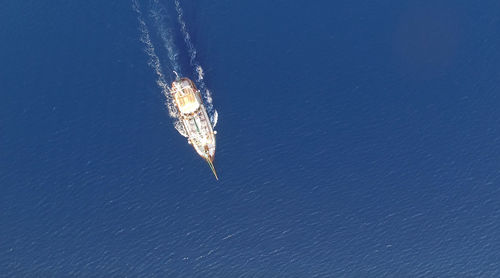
[2,0,500,277]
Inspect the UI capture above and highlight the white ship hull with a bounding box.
[171,77,218,179]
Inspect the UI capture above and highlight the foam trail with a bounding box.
[149,0,180,74]
[196,65,204,81]
[174,0,214,116]
[132,0,180,122]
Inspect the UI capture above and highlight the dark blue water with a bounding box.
[2,0,500,276]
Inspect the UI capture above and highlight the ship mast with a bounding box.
[206,157,218,180]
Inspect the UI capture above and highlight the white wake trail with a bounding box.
[174,0,196,66]
[174,0,215,116]
[132,0,186,137]
[149,0,180,74]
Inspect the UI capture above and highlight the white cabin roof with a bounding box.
[174,92,200,114]
[172,80,201,114]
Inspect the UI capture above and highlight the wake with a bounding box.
[132,0,177,118]
[132,0,188,136]
[149,0,180,74]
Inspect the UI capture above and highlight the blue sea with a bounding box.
[2,0,500,277]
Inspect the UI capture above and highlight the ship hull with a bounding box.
[171,78,216,163]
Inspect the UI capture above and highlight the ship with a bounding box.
[171,75,218,180]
